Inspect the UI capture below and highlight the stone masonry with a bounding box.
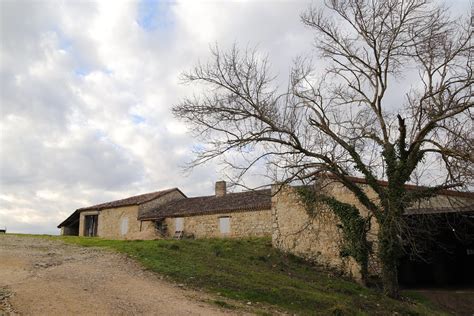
[163,209,272,239]
[138,190,186,218]
[271,181,474,282]
[77,190,186,240]
[271,184,361,280]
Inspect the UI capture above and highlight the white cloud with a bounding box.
[0,0,468,234]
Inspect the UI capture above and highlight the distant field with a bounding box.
[19,234,444,315]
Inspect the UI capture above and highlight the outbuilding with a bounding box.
[58,188,186,239]
[58,181,272,240]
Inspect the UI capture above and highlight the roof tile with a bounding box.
[78,188,183,211]
[139,189,271,220]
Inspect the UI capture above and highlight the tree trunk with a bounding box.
[381,257,400,298]
[378,215,402,298]
[360,261,369,287]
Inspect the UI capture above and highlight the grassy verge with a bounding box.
[16,235,445,315]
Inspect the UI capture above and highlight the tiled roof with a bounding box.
[58,188,184,227]
[57,210,80,228]
[139,189,271,220]
[77,188,184,211]
[405,205,474,215]
[323,174,474,199]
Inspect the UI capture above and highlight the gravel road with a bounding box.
[0,235,245,316]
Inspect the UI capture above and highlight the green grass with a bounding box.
[13,234,445,315]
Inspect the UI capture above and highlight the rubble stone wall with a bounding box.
[138,190,186,217]
[271,182,474,282]
[271,185,362,280]
[163,209,272,239]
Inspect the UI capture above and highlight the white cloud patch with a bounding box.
[0,0,312,234]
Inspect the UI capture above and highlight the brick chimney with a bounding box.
[215,181,227,197]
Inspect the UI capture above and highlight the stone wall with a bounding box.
[75,190,186,240]
[61,223,78,236]
[98,205,170,240]
[271,185,361,280]
[271,182,474,282]
[163,209,272,239]
[96,206,139,239]
[138,190,186,217]
[134,221,159,240]
[76,205,160,240]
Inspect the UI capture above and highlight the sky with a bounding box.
[0,0,469,235]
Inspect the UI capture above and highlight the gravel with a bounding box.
[0,235,247,316]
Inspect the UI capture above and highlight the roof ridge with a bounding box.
[298,174,474,199]
[76,187,182,211]
[182,188,271,200]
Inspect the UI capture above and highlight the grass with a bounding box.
[12,234,445,315]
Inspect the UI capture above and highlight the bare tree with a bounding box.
[173,0,473,297]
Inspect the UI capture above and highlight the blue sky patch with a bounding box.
[54,27,73,52]
[137,0,175,31]
[131,114,146,124]
[74,67,90,77]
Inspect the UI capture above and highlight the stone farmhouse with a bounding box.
[58,177,473,286]
[58,181,272,240]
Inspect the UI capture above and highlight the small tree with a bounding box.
[173,0,472,297]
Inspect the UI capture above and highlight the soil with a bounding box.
[412,289,474,316]
[0,235,249,316]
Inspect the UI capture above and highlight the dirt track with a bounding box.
[0,235,243,315]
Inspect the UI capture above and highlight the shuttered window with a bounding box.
[219,217,230,234]
[120,217,128,236]
[175,217,184,231]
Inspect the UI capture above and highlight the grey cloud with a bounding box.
[0,125,144,190]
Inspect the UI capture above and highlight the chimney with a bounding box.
[215,181,226,197]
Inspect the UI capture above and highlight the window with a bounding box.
[175,217,184,231]
[155,220,167,236]
[120,217,129,236]
[219,217,230,234]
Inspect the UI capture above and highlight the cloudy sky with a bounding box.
[0,0,468,235]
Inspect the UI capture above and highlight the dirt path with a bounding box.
[0,235,246,315]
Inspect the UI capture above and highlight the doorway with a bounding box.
[84,215,98,237]
[399,212,474,287]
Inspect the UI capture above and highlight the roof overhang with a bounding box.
[57,210,80,228]
[139,205,271,221]
[404,205,474,216]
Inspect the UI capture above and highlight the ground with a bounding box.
[405,289,474,316]
[1,235,471,315]
[0,235,246,315]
